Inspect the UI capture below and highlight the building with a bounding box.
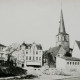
[56,9,70,52]
[43,9,72,68]
[72,40,80,59]
[11,42,43,68]
[56,56,80,72]
[0,44,7,65]
[56,10,80,72]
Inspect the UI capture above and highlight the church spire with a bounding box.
[59,9,66,34]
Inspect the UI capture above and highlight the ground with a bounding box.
[26,67,80,80]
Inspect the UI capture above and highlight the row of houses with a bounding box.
[0,42,43,69]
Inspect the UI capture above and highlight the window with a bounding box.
[26,56,28,60]
[26,52,28,54]
[75,62,77,65]
[39,57,41,61]
[70,62,71,65]
[33,57,34,60]
[73,62,74,65]
[29,56,31,60]
[36,57,38,60]
[1,54,3,57]
[36,51,38,54]
[67,62,69,64]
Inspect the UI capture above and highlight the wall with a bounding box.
[66,61,80,72]
[58,47,66,57]
[56,57,66,70]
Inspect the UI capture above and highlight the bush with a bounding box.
[0,66,27,77]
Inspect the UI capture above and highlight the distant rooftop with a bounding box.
[48,46,60,57]
[61,56,80,61]
[21,42,42,50]
[0,44,6,47]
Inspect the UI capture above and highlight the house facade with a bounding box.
[0,44,7,65]
[11,42,43,68]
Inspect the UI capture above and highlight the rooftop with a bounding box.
[61,56,80,61]
[48,46,60,57]
[76,40,80,49]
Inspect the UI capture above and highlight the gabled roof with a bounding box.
[75,40,80,49]
[61,56,80,61]
[48,46,60,57]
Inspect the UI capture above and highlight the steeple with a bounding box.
[56,8,69,52]
[59,9,66,34]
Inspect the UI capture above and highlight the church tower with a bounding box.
[56,9,69,52]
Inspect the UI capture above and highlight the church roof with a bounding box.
[61,56,80,61]
[75,40,80,49]
[58,9,68,35]
[48,46,60,57]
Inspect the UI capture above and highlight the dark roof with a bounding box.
[0,44,6,47]
[76,40,80,49]
[21,42,42,50]
[61,56,80,61]
[48,46,60,57]
[21,42,30,49]
[36,44,42,50]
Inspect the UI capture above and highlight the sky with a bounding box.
[0,0,80,50]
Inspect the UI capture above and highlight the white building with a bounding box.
[0,44,7,62]
[11,42,43,68]
[56,56,80,72]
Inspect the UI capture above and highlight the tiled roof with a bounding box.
[48,46,60,57]
[61,56,80,61]
[76,40,80,49]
